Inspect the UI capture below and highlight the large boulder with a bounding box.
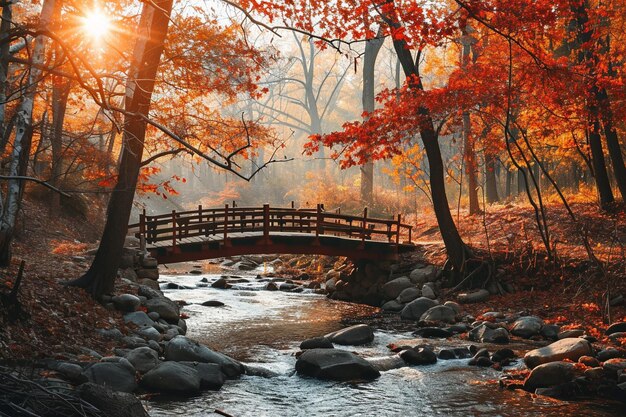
[381,300,405,312]
[300,337,334,350]
[397,287,421,304]
[382,277,413,300]
[112,294,141,312]
[77,383,149,417]
[180,362,225,390]
[524,338,592,369]
[457,289,490,304]
[164,336,244,377]
[123,311,154,328]
[82,362,137,393]
[420,305,456,323]
[325,324,374,346]
[510,316,544,339]
[409,266,436,285]
[400,348,438,366]
[125,347,159,374]
[295,349,380,381]
[524,361,577,391]
[400,297,438,321]
[140,362,200,394]
[144,298,180,323]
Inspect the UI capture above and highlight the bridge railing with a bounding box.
[129,204,413,249]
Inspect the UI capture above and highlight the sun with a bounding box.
[82,9,111,40]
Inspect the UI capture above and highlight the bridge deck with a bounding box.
[130,204,414,264]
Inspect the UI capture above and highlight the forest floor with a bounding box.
[411,200,626,343]
[1,195,625,360]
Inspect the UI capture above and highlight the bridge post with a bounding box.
[396,214,402,245]
[171,210,177,250]
[263,204,270,243]
[139,209,146,253]
[315,204,322,239]
[362,207,368,242]
[224,204,229,241]
[198,205,202,223]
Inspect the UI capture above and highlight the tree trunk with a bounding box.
[50,76,71,212]
[588,116,614,208]
[0,1,12,145]
[384,1,471,273]
[597,88,626,202]
[67,0,173,297]
[360,30,384,206]
[0,0,58,266]
[485,151,499,203]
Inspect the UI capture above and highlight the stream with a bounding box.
[147,270,624,417]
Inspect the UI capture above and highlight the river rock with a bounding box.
[409,266,436,285]
[138,285,163,300]
[540,324,560,340]
[510,316,544,339]
[443,301,462,315]
[180,362,225,390]
[141,362,200,394]
[397,287,420,303]
[382,300,405,312]
[82,362,137,393]
[367,355,407,372]
[244,364,280,378]
[295,349,380,381]
[597,348,624,362]
[608,332,626,343]
[112,294,141,312]
[164,336,244,377]
[438,349,456,360]
[602,358,626,377]
[558,329,585,339]
[123,311,154,328]
[56,363,85,383]
[77,383,149,417]
[266,282,279,291]
[211,277,230,289]
[457,289,490,304]
[400,348,437,366]
[382,277,413,300]
[300,337,334,350]
[325,324,374,346]
[400,297,438,321]
[578,356,600,367]
[201,300,225,307]
[421,284,436,300]
[137,269,159,280]
[524,338,592,369]
[96,327,124,340]
[144,298,180,323]
[606,322,626,335]
[469,324,510,344]
[136,326,161,342]
[491,348,516,363]
[125,347,159,374]
[420,305,456,323]
[413,327,453,339]
[524,361,577,391]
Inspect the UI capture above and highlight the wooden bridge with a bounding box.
[129,204,415,264]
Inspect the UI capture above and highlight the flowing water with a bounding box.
[147,271,624,417]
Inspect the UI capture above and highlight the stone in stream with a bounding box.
[77,383,149,417]
[367,355,407,372]
[606,322,626,336]
[381,300,405,312]
[420,305,457,324]
[413,327,453,339]
[396,287,420,304]
[112,294,141,312]
[400,297,438,321]
[180,362,225,390]
[452,347,472,359]
[211,277,231,289]
[400,348,437,366]
[266,282,279,291]
[510,316,544,339]
[300,337,334,350]
[141,362,201,394]
[325,324,374,346]
[164,336,244,378]
[125,347,159,374]
[524,361,578,391]
[457,289,490,304]
[443,301,462,315]
[244,364,280,378]
[524,338,592,369]
[82,362,137,393]
[438,349,456,360]
[201,300,225,307]
[491,348,516,363]
[382,277,413,300]
[144,298,180,323]
[295,348,380,381]
[469,324,510,344]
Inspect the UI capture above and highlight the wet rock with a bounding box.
[266,282,279,291]
[189,269,203,275]
[606,322,626,336]
[472,356,493,367]
[244,364,280,378]
[540,324,560,340]
[438,349,456,360]
[136,326,161,342]
[396,287,420,303]
[457,289,490,304]
[112,294,141,312]
[382,300,405,312]
[420,305,456,324]
[452,348,472,359]
[443,301,462,315]
[144,298,180,323]
[597,348,624,362]
[82,362,137,393]
[421,283,436,300]
[125,347,159,374]
[77,383,149,417]
[367,355,407,372]
[413,327,453,339]
[491,348,516,363]
[295,349,380,381]
[400,297,438,321]
[469,324,510,344]
[300,337,334,350]
[382,277,413,300]
[141,362,200,394]
[558,329,585,339]
[524,338,592,369]
[447,324,470,334]
[510,316,543,339]
[211,277,231,289]
[201,300,225,307]
[164,336,244,378]
[279,283,297,291]
[180,362,225,390]
[400,348,437,366]
[123,311,154,328]
[325,324,374,346]
[524,361,577,391]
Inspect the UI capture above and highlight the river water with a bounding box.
[147,271,624,417]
